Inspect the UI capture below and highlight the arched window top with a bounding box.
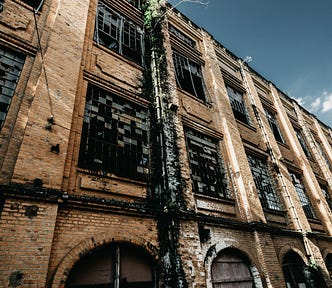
[66,242,157,288]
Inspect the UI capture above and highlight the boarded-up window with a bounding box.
[0,46,25,132]
[211,249,255,288]
[185,127,230,199]
[66,243,156,288]
[78,84,149,181]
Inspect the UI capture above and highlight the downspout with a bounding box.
[239,61,316,268]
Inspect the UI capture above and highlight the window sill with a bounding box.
[195,192,234,204]
[77,168,147,186]
[235,119,257,132]
[277,141,290,149]
[177,88,211,107]
[93,42,143,70]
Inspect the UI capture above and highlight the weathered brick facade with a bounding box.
[1,1,332,287]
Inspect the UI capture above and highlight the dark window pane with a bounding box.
[169,24,196,48]
[294,128,312,159]
[0,46,25,131]
[290,172,316,219]
[185,128,230,199]
[247,154,282,211]
[173,51,206,101]
[264,109,284,143]
[94,1,143,65]
[78,84,149,181]
[226,85,250,125]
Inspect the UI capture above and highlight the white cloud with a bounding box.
[293,97,305,106]
[322,92,332,113]
[309,97,321,112]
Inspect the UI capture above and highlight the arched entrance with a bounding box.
[211,248,256,288]
[65,242,157,288]
[282,251,307,288]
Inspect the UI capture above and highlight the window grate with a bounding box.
[290,173,316,219]
[264,108,284,143]
[316,141,332,170]
[185,128,231,199]
[0,46,25,132]
[78,84,149,181]
[95,1,143,65]
[247,154,282,211]
[173,51,206,101]
[226,85,250,125]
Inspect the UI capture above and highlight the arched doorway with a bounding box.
[282,251,307,288]
[211,248,256,288]
[65,242,157,288]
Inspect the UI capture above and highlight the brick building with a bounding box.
[1,0,332,287]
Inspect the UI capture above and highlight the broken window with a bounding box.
[226,85,251,125]
[66,243,157,288]
[247,154,282,211]
[78,84,149,181]
[290,172,316,219]
[169,24,196,48]
[185,128,230,199]
[321,185,332,211]
[316,140,332,170]
[264,108,284,143]
[0,46,25,132]
[173,51,206,101]
[294,128,312,159]
[95,1,143,65]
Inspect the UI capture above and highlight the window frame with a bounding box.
[94,1,144,65]
[294,127,312,159]
[184,127,231,199]
[226,84,251,125]
[172,50,206,102]
[78,84,149,181]
[290,172,317,219]
[264,108,285,143]
[247,153,282,211]
[0,45,26,132]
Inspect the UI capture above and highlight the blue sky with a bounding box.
[168,0,332,127]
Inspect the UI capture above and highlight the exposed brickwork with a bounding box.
[0,0,332,287]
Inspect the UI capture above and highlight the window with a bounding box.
[169,25,196,48]
[316,141,332,170]
[78,84,149,181]
[0,46,25,132]
[247,154,282,211]
[321,185,332,211]
[290,172,316,219]
[185,128,230,199]
[294,128,312,159]
[66,243,157,288]
[21,0,42,9]
[173,51,205,101]
[226,85,251,125]
[264,108,284,143]
[211,249,255,288]
[95,1,143,65]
